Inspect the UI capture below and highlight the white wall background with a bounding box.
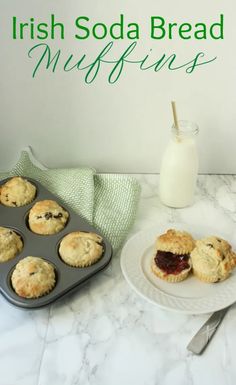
[0,0,235,173]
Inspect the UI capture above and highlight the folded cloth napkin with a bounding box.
[0,148,141,253]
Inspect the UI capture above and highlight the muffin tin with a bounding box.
[0,177,112,309]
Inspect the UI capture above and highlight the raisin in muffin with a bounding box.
[151,229,195,282]
[59,231,103,267]
[191,236,236,283]
[0,176,36,207]
[11,256,56,298]
[0,226,23,262]
[28,200,69,235]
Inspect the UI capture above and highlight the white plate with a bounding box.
[120,222,236,314]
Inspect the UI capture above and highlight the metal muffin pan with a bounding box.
[0,177,112,309]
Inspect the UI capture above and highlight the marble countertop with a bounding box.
[1,174,236,385]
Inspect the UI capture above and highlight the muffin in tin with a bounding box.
[152,229,195,282]
[0,226,23,262]
[11,256,56,298]
[59,231,104,267]
[191,236,236,283]
[28,200,69,235]
[0,176,36,207]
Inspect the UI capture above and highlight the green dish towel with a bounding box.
[0,148,141,253]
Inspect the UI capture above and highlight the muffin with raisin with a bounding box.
[191,236,236,283]
[0,176,36,207]
[11,256,55,298]
[0,226,23,262]
[28,200,69,235]
[59,231,103,267]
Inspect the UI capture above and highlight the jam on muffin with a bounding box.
[0,176,36,207]
[191,236,236,283]
[59,231,103,267]
[151,229,195,282]
[28,200,69,235]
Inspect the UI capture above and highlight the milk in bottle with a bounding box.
[159,120,199,208]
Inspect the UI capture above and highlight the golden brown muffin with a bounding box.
[11,256,56,298]
[0,177,36,207]
[191,236,236,283]
[59,231,103,267]
[156,229,195,255]
[28,200,69,235]
[152,229,195,282]
[0,227,23,262]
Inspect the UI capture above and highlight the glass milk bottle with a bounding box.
[159,120,199,208]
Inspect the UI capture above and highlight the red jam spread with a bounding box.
[154,251,190,275]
